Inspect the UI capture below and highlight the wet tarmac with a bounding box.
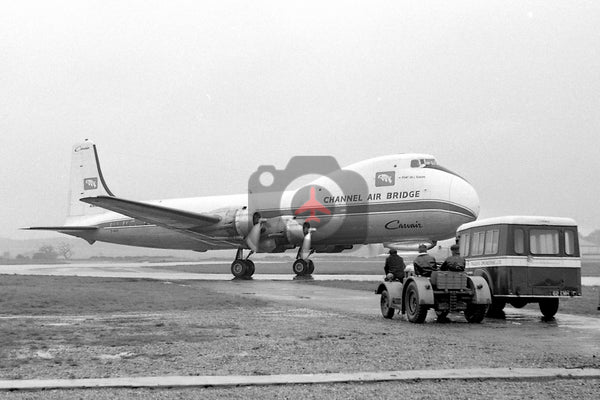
[1,261,599,336]
[1,262,598,285]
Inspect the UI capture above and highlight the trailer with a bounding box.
[457,216,582,319]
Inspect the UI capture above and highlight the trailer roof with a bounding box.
[458,216,578,231]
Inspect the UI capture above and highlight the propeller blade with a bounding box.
[246,219,265,252]
[301,228,316,259]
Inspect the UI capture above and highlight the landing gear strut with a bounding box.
[231,248,255,279]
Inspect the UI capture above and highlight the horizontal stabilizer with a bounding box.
[80,196,221,230]
[25,226,98,231]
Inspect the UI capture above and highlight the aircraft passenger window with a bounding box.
[565,230,575,255]
[530,229,559,255]
[514,229,524,254]
[484,229,499,255]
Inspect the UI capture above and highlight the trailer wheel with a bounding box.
[539,298,559,319]
[487,298,506,317]
[405,282,428,323]
[380,290,395,319]
[435,310,449,321]
[509,298,527,308]
[464,304,487,323]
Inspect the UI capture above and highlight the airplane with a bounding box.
[27,140,480,279]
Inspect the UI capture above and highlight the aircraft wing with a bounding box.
[26,226,99,231]
[80,196,221,230]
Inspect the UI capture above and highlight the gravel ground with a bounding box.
[2,305,598,380]
[1,379,599,399]
[1,275,599,398]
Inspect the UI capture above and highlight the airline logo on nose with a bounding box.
[375,171,395,187]
[84,177,98,190]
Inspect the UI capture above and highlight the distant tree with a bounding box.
[33,245,58,260]
[584,230,600,245]
[57,242,73,260]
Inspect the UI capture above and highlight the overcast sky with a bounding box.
[2,0,599,240]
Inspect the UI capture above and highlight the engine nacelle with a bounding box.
[233,208,252,238]
[383,240,437,252]
[285,218,305,245]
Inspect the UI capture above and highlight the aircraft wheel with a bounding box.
[231,259,248,278]
[292,259,309,276]
[404,282,428,323]
[464,304,487,323]
[539,298,559,319]
[380,290,395,319]
[307,260,315,274]
[245,260,255,277]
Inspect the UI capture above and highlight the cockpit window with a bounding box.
[411,158,437,168]
[424,164,468,181]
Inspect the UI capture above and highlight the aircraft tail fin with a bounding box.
[67,140,114,218]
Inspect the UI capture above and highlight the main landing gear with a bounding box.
[292,258,315,276]
[292,248,315,277]
[231,248,255,279]
[291,223,316,277]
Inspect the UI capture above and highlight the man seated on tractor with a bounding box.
[440,244,465,272]
[413,244,437,277]
[384,249,406,282]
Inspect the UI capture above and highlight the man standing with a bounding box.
[413,244,437,277]
[384,249,406,281]
[440,244,465,272]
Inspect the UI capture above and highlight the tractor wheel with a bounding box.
[464,304,487,323]
[539,298,559,319]
[380,290,395,319]
[404,282,428,323]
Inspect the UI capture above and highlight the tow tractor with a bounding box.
[375,270,492,323]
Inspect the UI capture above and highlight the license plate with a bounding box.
[551,290,572,296]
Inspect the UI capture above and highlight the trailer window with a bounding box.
[530,229,559,255]
[471,231,485,256]
[484,229,499,255]
[460,233,470,256]
[514,229,525,254]
[565,230,575,255]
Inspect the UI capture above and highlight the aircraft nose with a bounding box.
[450,177,480,221]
